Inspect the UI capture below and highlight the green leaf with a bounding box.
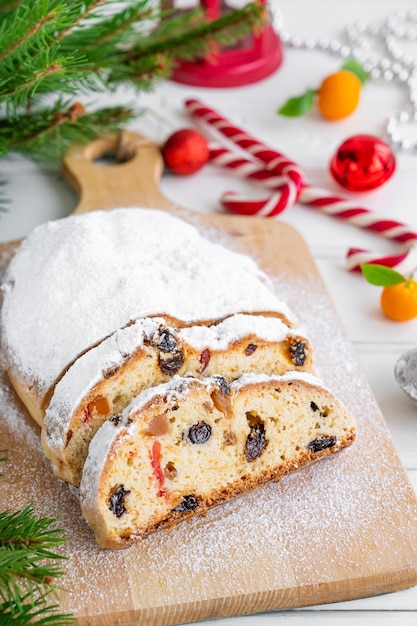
[277,90,316,117]
[360,264,406,286]
[341,59,369,84]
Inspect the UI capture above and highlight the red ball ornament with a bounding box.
[161,128,209,176]
[330,134,396,192]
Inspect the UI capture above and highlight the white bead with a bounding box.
[384,70,394,81]
[340,45,351,57]
[399,110,410,122]
[363,61,376,72]
[368,24,380,36]
[380,58,391,70]
[279,31,290,43]
[370,68,381,79]
[400,138,412,151]
[317,38,330,50]
[355,21,366,33]
[290,36,302,48]
[305,39,316,50]
[392,62,403,74]
[352,47,364,60]
[387,117,398,132]
[330,41,341,52]
[399,69,410,81]
[390,132,401,143]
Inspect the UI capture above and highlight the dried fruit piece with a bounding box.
[290,339,307,366]
[223,431,237,446]
[199,348,211,372]
[212,375,230,395]
[164,461,177,480]
[245,343,257,356]
[188,421,212,444]
[174,495,199,512]
[65,430,73,447]
[158,351,184,375]
[109,485,131,517]
[158,330,178,353]
[245,422,267,461]
[308,436,337,453]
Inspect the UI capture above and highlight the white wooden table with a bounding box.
[1,1,417,624]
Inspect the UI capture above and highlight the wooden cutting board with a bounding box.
[1,131,417,626]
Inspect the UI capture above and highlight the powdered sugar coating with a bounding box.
[44,313,306,453]
[0,208,293,396]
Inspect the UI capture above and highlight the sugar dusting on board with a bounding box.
[1,218,417,618]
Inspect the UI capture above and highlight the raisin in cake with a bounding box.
[79,372,356,549]
[0,208,296,427]
[42,314,314,486]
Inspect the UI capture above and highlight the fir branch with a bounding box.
[0,0,266,169]
[0,455,74,624]
[0,100,136,160]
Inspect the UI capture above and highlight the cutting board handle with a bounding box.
[62,130,180,214]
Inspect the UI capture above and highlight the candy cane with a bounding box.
[185,98,305,214]
[187,98,417,274]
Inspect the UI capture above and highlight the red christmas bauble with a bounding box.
[330,134,396,192]
[162,128,209,176]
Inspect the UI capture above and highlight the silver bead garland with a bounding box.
[272,7,417,153]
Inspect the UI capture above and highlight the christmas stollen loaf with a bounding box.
[80,372,356,549]
[42,313,314,487]
[0,207,355,549]
[0,208,296,427]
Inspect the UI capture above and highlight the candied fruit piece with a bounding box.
[223,431,237,446]
[146,413,170,436]
[290,339,307,366]
[199,348,211,372]
[308,436,337,453]
[188,421,212,444]
[87,395,110,416]
[65,429,73,447]
[150,440,165,489]
[164,461,177,480]
[158,351,184,375]
[158,330,178,353]
[245,422,267,462]
[174,495,199,512]
[109,485,131,517]
[245,343,258,356]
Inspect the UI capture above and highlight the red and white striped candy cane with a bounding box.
[208,142,296,216]
[299,185,417,272]
[186,98,417,274]
[186,98,304,215]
